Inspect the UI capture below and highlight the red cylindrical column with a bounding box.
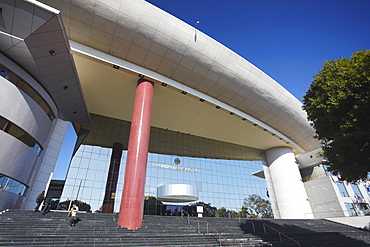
[118,78,154,230]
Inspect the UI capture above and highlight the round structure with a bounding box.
[157,184,198,203]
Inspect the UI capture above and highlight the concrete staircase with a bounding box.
[241,218,370,246]
[0,209,269,246]
[1,209,369,246]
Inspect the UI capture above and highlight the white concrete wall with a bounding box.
[24,119,69,209]
[264,147,313,219]
[327,216,370,229]
[0,57,67,210]
[304,176,344,218]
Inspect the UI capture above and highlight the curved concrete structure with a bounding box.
[36,0,319,155]
[0,0,324,229]
[157,184,199,203]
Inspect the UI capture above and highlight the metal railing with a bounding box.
[180,209,191,224]
[180,209,227,246]
[262,223,300,247]
[243,219,256,233]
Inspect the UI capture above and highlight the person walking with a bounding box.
[41,194,52,215]
[34,191,45,212]
[68,204,79,226]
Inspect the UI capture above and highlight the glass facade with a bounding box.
[351,183,364,199]
[60,145,266,214]
[59,114,268,215]
[0,174,27,196]
[335,182,349,197]
[344,203,357,217]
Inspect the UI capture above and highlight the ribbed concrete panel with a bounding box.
[0,53,58,117]
[0,78,52,146]
[0,132,38,185]
[0,190,24,210]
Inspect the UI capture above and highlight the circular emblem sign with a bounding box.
[174,158,181,165]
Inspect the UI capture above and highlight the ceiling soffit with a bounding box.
[37,0,320,152]
[73,51,300,154]
[0,0,89,122]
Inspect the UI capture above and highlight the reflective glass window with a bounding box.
[0,174,26,196]
[336,182,349,197]
[344,203,357,216]
[351,183,363,199]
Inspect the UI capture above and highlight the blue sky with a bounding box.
[53,0,370,179]
[147,0,370,100]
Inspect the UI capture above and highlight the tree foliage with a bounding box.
[190,201,217,217]
[303,50,370,182]
[214,207,238,218]
[243,194,273,218]
[57,200,92,212]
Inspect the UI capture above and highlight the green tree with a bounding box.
[214,207,238,218]
[243,194,273,218]
[190,201,217,217]
[214,207,228,217]
[57,200,92,212]
[303,50,370,182]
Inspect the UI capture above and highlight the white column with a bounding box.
[262,155,281,218]
[264,147,313,219]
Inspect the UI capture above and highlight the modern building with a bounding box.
[0,0,368,230]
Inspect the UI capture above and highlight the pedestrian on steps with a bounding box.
[34,191,45,212]
[41,194,52,215]
[68,204,79,226]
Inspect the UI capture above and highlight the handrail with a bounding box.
[180,209,226,246]
[263,223,300,247]
[202,221,227,247]
[244,219,256,233]
[180,209,190,224]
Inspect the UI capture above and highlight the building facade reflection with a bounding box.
[59,114,268,215]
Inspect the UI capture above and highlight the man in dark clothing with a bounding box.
[41,194,52,215]
[34,191,45,212]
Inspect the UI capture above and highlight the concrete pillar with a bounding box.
[261,151,281,219]
[263,147,313,219]
[102,142,123,213]
[118,78,154,229]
